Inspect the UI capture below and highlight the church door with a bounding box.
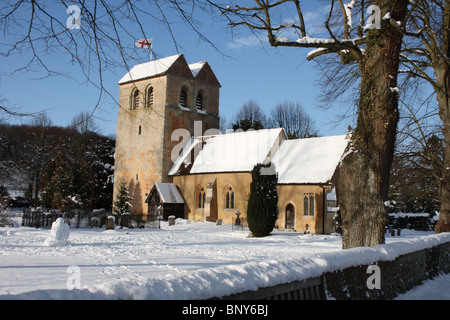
[285,204,295,229]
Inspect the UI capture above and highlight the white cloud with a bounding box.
[226,34,265,50]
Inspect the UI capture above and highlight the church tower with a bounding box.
[113,54,220,214]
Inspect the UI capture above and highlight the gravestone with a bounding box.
[105,216,115,230]
[168,215,176,226]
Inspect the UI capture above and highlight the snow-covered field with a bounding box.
[1,217,449,300]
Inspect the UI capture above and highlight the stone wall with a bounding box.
[216,240,450,300]
[324,241,450,299]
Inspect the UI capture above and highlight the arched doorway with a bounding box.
[285,203,295,230]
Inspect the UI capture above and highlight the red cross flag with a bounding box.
[135,38,153,49]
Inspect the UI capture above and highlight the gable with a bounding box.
[166,54,195,79]
[190,62,221,87]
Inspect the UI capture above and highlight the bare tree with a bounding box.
[221,0,411,248]
[397,0,450,232]
[70,110,99,134]
[0,0,222,121]
[270,101,317,138]
[232,99,268,129]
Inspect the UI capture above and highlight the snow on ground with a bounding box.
[0,218,449,300]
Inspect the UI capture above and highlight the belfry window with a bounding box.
[147,86,154,108]
[196,91,204,110]
[180,87,188,109]
[131,89,140,109]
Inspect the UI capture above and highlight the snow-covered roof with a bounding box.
[169,129,349,184]
[272,135,349,184]
[118,54,210,85]
[188,61,206,77]
[150,183,184,204]
[169,128,285,175]
[118,54,182,84]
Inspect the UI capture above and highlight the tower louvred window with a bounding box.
[147,87,154,108]
[196,91,203,110]
[180,87,188,108]
[132,89,139,109]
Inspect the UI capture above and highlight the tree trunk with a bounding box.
[338,0,409,249]
[434,60,450,233]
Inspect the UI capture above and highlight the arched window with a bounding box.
[196,91,204,110]
[146,86,154,108]
[180,87,188,109]
[303,193,315,216]
[224,185,234,209]
[131,89,140,109]
[195,185,205,209]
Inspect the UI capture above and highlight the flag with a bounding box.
[135,38,153,49]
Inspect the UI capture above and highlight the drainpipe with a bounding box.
[320,185,327,235]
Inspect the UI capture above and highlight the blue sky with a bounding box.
[0,1,351,137]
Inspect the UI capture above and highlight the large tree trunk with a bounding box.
[339,0,409,249]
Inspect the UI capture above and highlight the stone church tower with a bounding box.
[113,54,220,214]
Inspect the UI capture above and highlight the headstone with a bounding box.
[105,216,115,230]
[216,219,222,226]
[168,215,176,226]
[90,217,100,228]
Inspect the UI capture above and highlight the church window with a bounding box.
[224,186,234,209]
[131,89,140,109]
[195,185,205,209]
[196,91,204,110]
[146,86,154,108]
[180,87,188,108]
[303,193,315,216]
[138,125,142,135]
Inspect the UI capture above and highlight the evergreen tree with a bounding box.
[232,119,264,131]
[247,163,278,237]
[113,178,132,216]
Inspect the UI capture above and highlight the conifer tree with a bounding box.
[247,163,278,237]
[113,178,132,216]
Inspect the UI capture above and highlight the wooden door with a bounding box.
[286,204,295,229]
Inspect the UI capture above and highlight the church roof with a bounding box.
[272,135,349,184]
[169,128,285,175]
[118,54,219,85]
[169,129,349,185]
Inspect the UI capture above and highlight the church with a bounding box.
[113,54,349,234]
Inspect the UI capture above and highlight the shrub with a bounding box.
[247,163,279,237]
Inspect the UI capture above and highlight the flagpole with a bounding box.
[150,43,153,61]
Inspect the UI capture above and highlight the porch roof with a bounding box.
[146,183,185,204]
